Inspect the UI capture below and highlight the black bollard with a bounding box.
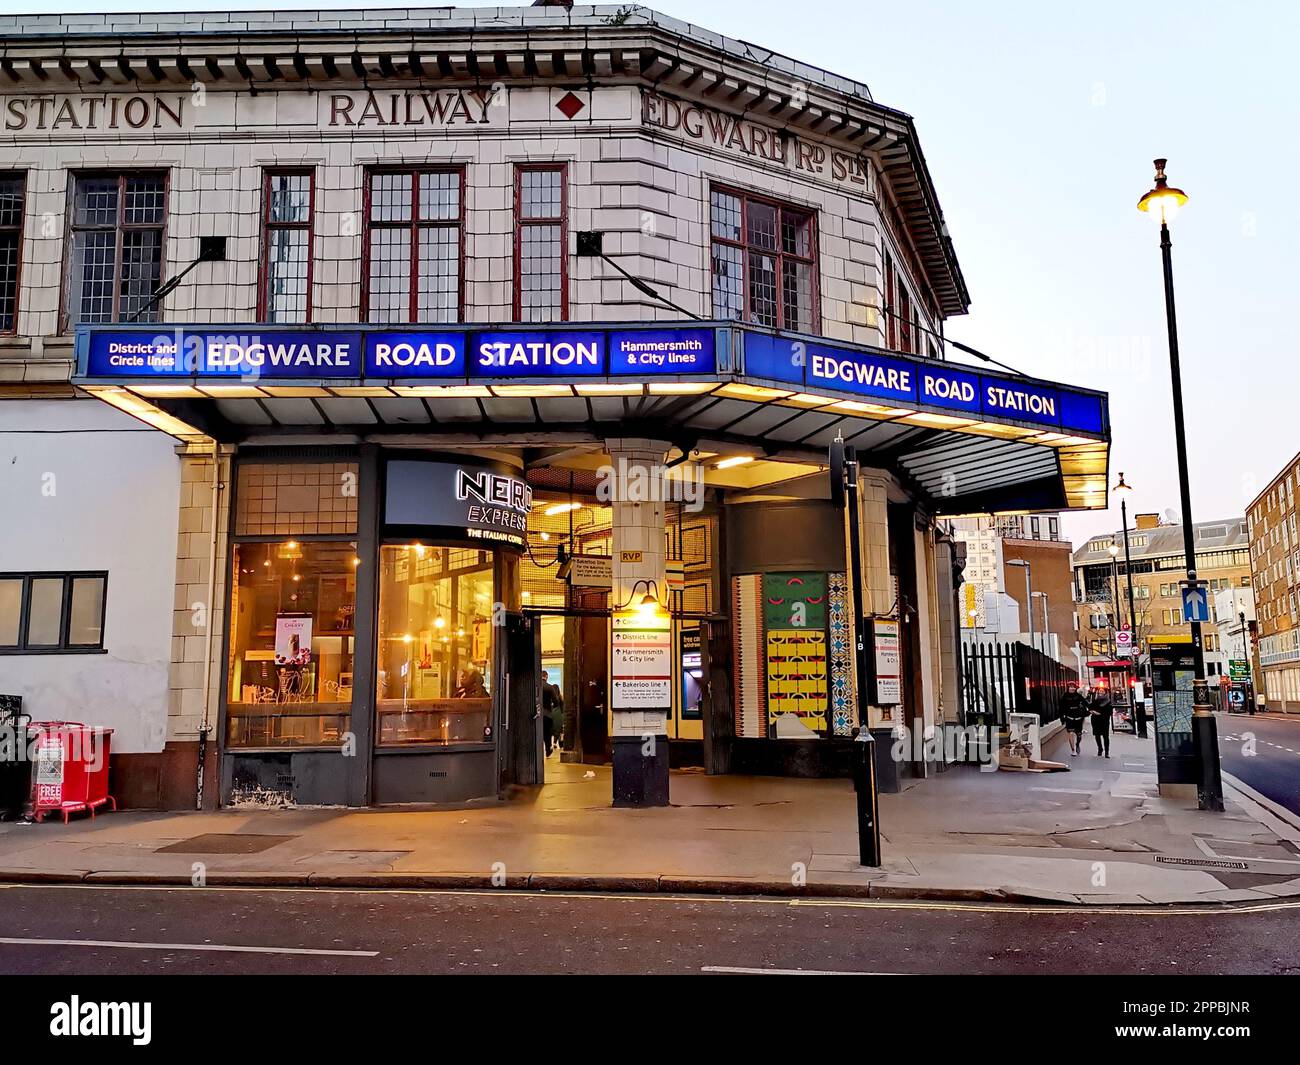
[853,730,881,867]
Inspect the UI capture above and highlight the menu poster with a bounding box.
[274,614,314,666]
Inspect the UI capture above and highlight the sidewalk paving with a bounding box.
[3,729,1299,905]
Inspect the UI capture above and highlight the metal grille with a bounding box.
[0,173,21,332]
[68,172,165,325]
[365,169,462,323]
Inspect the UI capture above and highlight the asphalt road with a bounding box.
[2,883,1300,975]
[1218,712,1300,819]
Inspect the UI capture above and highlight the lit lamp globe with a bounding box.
[1137,159,1188,225]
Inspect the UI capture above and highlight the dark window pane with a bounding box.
[124,175,165,225]
[747,250,778,327]
[74,177,119,227]
[746,201,778,252]
[0,578,20,647]
[70,230,118,324]
[368,227,411,323]
[710,190,741,242]
[0,175,22,229]
[0,232,17,332]
[370,173,411,222]
[26,577,63,646]
[782,258,814,333]
[712,243,742,321]
[266,228,309,323]
[520,169,561,220]
[417,226,459,323]
[782,209,812,257]
[419,171,460,221]
[268,173,311,224]
[118,229,163,323]
[68,577,105,647]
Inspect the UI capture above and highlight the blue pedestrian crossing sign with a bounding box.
[1180,580,1210,623]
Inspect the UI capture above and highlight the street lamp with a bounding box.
[1138,159,1223,810]
[1005,558,1033,654]
[1107,541,1121,657]
[1112,472,1145,736]
[1031,590,1050,656]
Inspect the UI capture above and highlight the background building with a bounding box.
[1072,513,1251,684]
[1247,451,1300,713]
[953,513,1072,662]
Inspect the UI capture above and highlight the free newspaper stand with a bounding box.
[31,722,116,823]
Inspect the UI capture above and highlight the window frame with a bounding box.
[709,183,820,333]
[61,169,169,331]
[258,167,316,324]
[0,170,25,336]
[0,571,108,655]
[360,165,466,325]
[513,162,569,322]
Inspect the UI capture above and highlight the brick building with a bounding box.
[1247,451,1300,713]
[1072,513,1251,682]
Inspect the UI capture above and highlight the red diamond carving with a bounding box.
[555,91,586,119]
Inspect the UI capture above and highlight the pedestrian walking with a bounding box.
[541,669,564,756]
[1090,685,1114,757]
[1060,681,1088,756]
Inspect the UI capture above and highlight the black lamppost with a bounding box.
[1137,159,1223,810]
[1112,473,1144,736]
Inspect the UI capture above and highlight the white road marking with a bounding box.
[702,965,907,976]
[0,936,376,957]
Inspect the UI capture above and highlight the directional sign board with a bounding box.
[1179,580,1210,623]
[1229,659,1251,681]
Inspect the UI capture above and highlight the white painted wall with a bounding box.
[0,398,179,751]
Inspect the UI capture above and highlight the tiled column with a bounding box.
[605,437,671,807]
[168,445,231,808]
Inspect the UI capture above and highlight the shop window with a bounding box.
[0,572,106,653]
[514,164,567,321]
[225,540,357,748]
[260,169,313,323]
[710,186,818,333]
[235,462,359,537]
[65,171,166,326]
[375,545,495,746]
[364,167,464,324]
[0,172,23,333]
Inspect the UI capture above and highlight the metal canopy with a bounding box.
[84,377,1107,515]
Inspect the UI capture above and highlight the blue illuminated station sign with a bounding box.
[76,322,1107,437]
[81,326,717,381]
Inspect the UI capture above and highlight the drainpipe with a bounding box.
[196,445,228,809]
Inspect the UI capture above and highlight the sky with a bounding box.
[8,0,1297,546]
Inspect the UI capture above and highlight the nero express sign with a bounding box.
[80,327,718,381]
[384,457,533,550]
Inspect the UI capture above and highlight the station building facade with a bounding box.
[0,6,1110,808]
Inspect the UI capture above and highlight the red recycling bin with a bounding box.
[30,722,116,824]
